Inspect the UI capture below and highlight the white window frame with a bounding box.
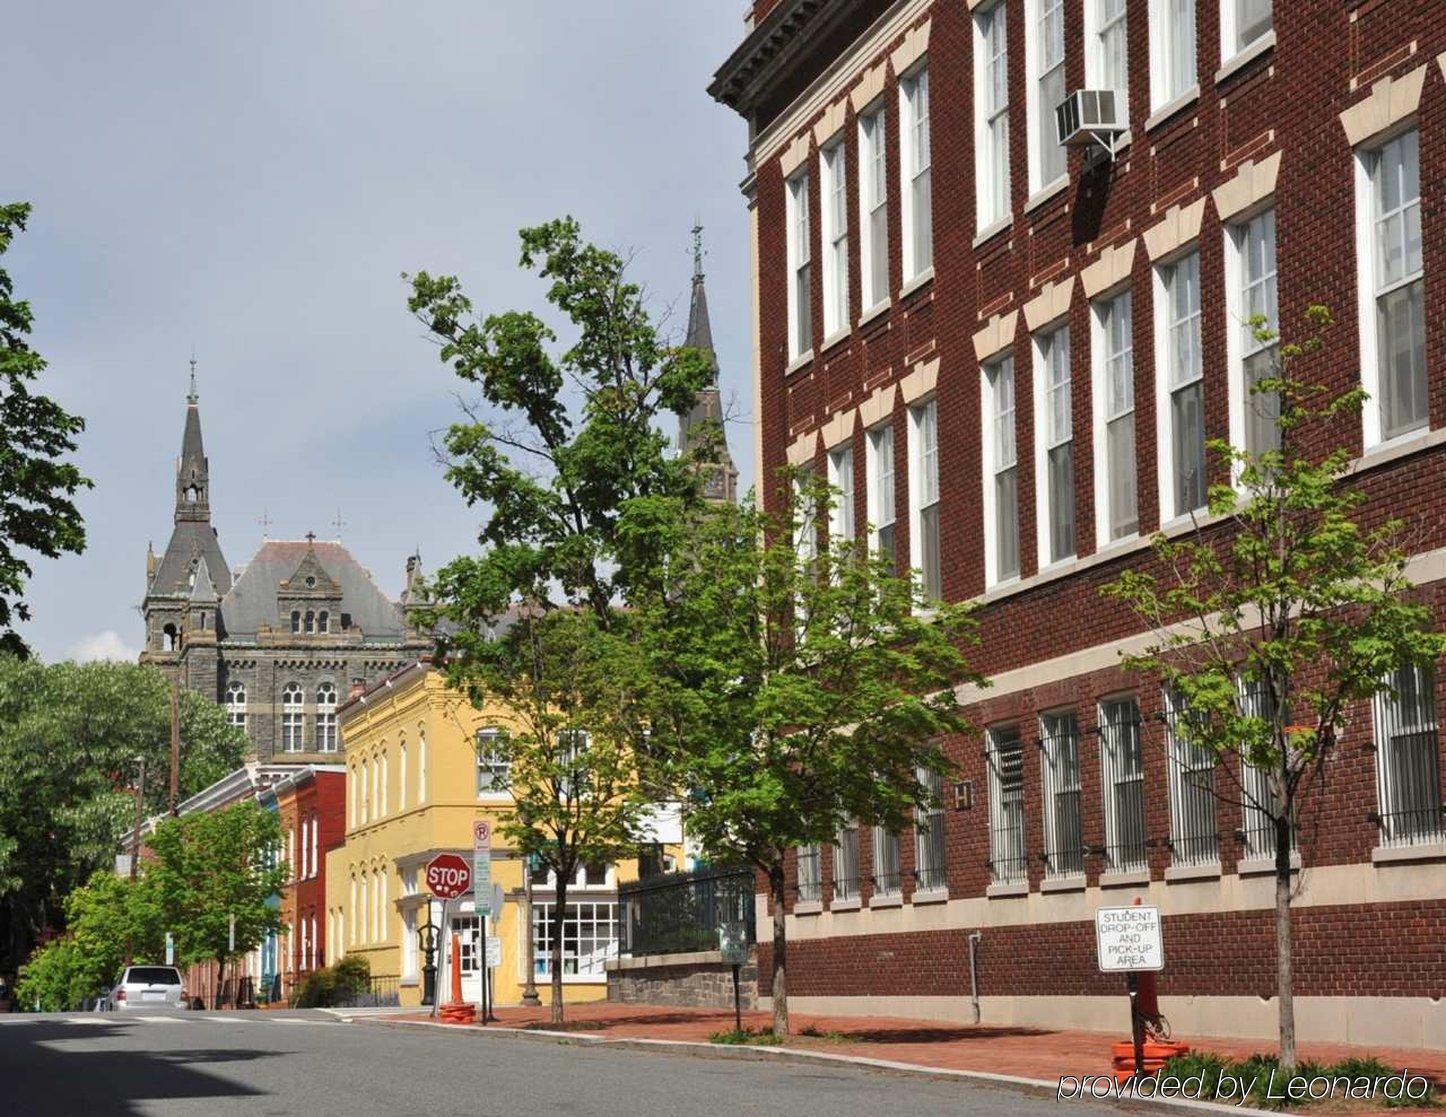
[820,139,850,340]
[225,681,247,731]
[914,767,948,894]
[1032,323,1075,566]
[1084,0,1129,121]
[531,900,620,982]
[857,103,890,315]
[476,727,511,797]
[908,398,941,602]
[871,826,902,898]
[981,355,1020,587]
[974,1,1011,233]
[1153,249,1206,522]
[281,682,305,753]
[1024,0,1067,196]
[786,170,813,362]
[399,740,408,810]
[899,65,933,283]
[1355,126,1427,451]
[1372,663,1444,848]
[865,422,896,565]
[986,725,1027,883]
[832,823,861,903]
[315,681,338,752]
[1224,206,1280,463]
[1220,0,1272,65]
[1039,711,1085,878]
[1090,287,1138,545]
[827,441,856,546]
[1163,689,1220,867]
[418,733,427,804]
[796,843,823,903]
[1147,0,1198,113]
[1099,697,1147,871]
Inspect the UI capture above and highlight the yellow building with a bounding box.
[323,661,677,1009]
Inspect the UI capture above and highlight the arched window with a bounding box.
[304,610,315,634]
[185,485,199,502]
[310,812,319,879]
[418,733,427,804]
[290,611,301,634]
[318,610,329,633]
[225,682,247,730]
[315,682,338,752]
[162,624,177,651]
[399,739,408,809]
[281,683,305,752]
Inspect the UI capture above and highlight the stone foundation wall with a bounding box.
[607,950,758,1010]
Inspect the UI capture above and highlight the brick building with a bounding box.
[711,0,1445,1048]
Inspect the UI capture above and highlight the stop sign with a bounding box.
[425,853,472,899]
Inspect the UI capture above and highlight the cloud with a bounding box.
[69,630,140,663]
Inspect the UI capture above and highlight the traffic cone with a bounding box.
[440,932,476,1025]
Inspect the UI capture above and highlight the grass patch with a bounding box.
[710,1026,784,1046]
[1158,1052,1441,1111]
[799,1025,860,1044]
[522,1020,606,1032]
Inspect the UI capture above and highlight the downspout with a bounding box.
[968,930,983,1024]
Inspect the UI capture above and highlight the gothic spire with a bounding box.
[176,363,210,524]
[685,221,719,382]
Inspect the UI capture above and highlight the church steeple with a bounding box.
[679,224,738,504]
[176,359,210,524]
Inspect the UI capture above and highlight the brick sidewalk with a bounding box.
[391,1000,1446,1088]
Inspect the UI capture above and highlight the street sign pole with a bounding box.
[480,913,489,1026]
[1095,903,1164,1080]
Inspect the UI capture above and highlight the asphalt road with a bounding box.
[0,1009,1119,1116]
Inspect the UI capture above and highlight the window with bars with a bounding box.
[872,826,901,896]
[975,1,1010,230]
[796,843,823,903]
[786,171,812,361]
[1029,0,1066,190]
[1234,208,1280,458]
[987,726,1027,883]
[828,444,855,545]
[315,682,338,752]
[1038,325,1074,562]
[1237,675,1293,860]
[1040,712,1084,877]
[821,140,849,337]
[532,902,619,978]
[1095,290,1138,540]
[1099,698,1147,870]
[833,824,860,902]
[859,106,889,310]
[900,67,932,280]
[281,682,305,752]
[985,356,1020,584]
[910,399,942,601]
[1162,252,1206,517]
[476,727,511,795]
[1367,130,1427,444]
[1372,663,1443,847]
[866,423,895,565]
[914,767,948,892]
[1164,690,1220,866]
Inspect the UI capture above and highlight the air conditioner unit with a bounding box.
[1055,89,1126,157]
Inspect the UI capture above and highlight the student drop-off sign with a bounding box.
[1095,905,1164,972]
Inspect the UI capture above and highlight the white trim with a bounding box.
[898,266,935,301]
[1146,0,1197,114]
[1215,29,1275,84]
[1083,0,1129,123]
[1031,323,1075,567]
[1143,85,1200,133]
[973,0,1012,233]
[1023,0,1068,197]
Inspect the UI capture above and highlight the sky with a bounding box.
[7,1,756,663]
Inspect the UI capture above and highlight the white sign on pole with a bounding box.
[472,820,493,916]
[228,913,236,954]
[485,936,502,968]
[165,933,175,966]
[1095,905,1164,972]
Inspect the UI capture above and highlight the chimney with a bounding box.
[348,678,366,700]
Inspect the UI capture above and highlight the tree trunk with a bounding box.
[1274,813,1296,1070]
[550,877,566,1025]
[769,862,788,1037]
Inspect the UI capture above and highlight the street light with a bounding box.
[129,755,147,882]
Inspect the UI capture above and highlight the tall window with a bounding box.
[821,141,849,338]
[557,728,590,801]
[1372,663,1443,846]
[1237,675,1291,860]
[1164,689,1219,866]
[986,726,1027,883]
[375,868,386,943]
[1160,251,1206,517]
[309,813,318,879]
[984,356,1020,585]
[1363,130,1426,444]
[315,682,338,752]
[1094,290,1138,540]
[796,843,822,903]
[1099,698,1146,870]
[832,824,860,902]
[827,443,855,545]
[476,727,511,795]
[1037,326,1074,563]
[909,399,942,601]
[900,67,932,281]
[290,611,300,634]
[418,733,427,804]
[1028,0,1066,191]
[1223,0,1271,58]
[866,423,896,564]
[1149,0,1197,110]
[975,2,1011,230]
[318,610,329,633]
[281,682,304,752]
[786,171,813,361]
[304,610,315,634]
[399,740,408,809]
[914,768,947,892]
[1087,0,1128,113]
[1232,209,1280,458]
[225,681,247,730]
[532,902,619,977]
[872,827,901,897]
[1040,712,1084,877]
[858,105,889,310]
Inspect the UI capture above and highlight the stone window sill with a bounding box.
[911,888,949,906]
[1099,868,1151,889]
[1351,425,1445,476]
[1372,842,1446,865]
[1040,874,1087,894]
[867,894,903,909]
[1237,851,1300,877]
[785,350,814,377]
[1215,31,1275,86]
[858,300,891,328]
[974,216,1012,248]
[820,328,851,355]
[829,897,861,912]
[986,880,1029,898]
[898,267,935,302]
[792,899,823,915]
[1024,176,1069,216]
[1144,85,1201,133]
[1165,861,1222,883]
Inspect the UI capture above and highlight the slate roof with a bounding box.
[150,520,233,597]
[218,540,410,640]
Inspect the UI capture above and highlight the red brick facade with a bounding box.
[713,0,1446,1044]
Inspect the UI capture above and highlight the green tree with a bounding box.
[463,607,654,1024]
[0,203,90,658]
[624,479,982,1035]
[1103,308,1446,1069]
[145,802,286,992]
[0,656,249,975]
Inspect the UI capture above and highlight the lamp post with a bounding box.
[521,851,540,1007]
[129,755,147,882]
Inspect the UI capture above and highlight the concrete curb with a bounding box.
[357,1016,1277,1116]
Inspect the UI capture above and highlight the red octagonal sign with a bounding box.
[425,853,472,899]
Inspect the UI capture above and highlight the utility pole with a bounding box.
[169,677,181,816]
[129,756,147,883]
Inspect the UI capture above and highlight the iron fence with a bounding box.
[619,865,755,957]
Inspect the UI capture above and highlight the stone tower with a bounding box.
[679,225,739,504]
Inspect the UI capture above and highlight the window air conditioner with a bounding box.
[1055,89,1126,158]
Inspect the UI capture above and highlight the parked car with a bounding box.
[107,966,186,1010]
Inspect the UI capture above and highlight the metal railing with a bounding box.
[619,865,755,957]
[333,976,400,1008]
